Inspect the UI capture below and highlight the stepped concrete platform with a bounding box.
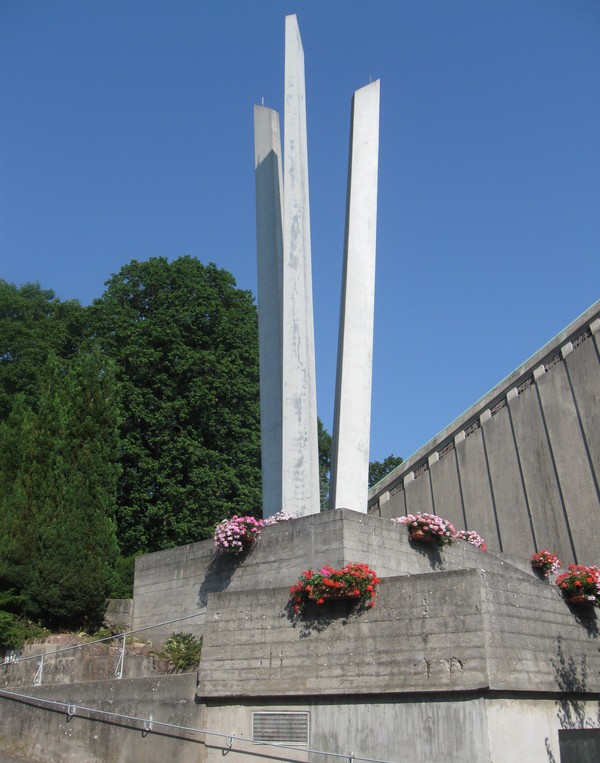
[132,508,538,644]
[3,510,599,763]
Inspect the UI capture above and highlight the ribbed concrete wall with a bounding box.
[369,301,600,565]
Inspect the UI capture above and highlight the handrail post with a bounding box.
[33,654,44,686]
[115,634,126,679]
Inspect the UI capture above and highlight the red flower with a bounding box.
[574,580,582,587]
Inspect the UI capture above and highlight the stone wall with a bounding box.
[368,300,600,566]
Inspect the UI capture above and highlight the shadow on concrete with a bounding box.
[407,538,444,570]
[550,636,596,731]
[285,597,369,639]
[197,546,257,608]
[566,603,599,638]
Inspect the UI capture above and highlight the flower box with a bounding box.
[555,564,600,607]
[530,550,561,577]
[393,512,457,547]
[408,527,438,544]
[290,563,380,614]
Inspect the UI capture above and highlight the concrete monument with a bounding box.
[329,80,381,512]
[254,15,319,517]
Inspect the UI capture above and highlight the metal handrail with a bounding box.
[0,686,398,763]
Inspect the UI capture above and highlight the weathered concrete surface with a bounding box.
[0,674,203,763]
[330,80,380,514]
[369,300,600,565]
[0,639,166,689]
[103,598,132,630]
[202,694,600,763]
[197,568,600,699]
[132,509,537,644]
[254,105,284,519]
[282,14,319,517]
[4,509,600,763]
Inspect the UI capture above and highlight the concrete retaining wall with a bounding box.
[202,694,600,763]
[0,674,204,763]
[131,509,537,644]
[368,301,600,565]
[197,569,600,698]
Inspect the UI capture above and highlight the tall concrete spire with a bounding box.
[281,14,319,516]
[254,105,284,518]
[254,15,319,517]
[330,80,381,512]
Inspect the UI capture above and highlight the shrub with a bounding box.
[156,632,202,672]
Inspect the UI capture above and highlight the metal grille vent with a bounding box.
[517,376,534,394]
[414,463,429,479]
[438,441,455,460]
[464,421,480,438]
[545,353,561,372]
[490,399,507,417]
[252,712,309,745]
[572,328,591,349]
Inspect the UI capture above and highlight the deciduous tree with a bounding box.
[89,257,262,553]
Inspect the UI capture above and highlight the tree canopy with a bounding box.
[0,280,85,420]
[0,261,403,642]
[89,256,262,554]
[368,454,404,488]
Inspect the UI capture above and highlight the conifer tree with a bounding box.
[0,351,121,629]
[23,352,120,627]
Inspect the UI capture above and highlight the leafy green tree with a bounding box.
[89,257,262,554]
[368,454,404,488]
[0,280,84,421]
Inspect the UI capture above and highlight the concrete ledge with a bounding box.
[198,567,600,699]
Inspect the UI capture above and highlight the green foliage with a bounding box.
[0,280,85,421]
[317,418,332,511]
[156,632,202,672]
[368,454,403,488]
[0,351,121,630]
[0,613,49,652]
[109,554,139,599]
[0,590,49,650]
[89,257,262,553]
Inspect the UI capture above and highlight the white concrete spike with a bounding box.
[254,105,284,518]
[281,14,320,516]
[330,79,381,512]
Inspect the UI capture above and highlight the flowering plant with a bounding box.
[213,515,262,555]
[530,550,561,576]
[555,565,600,603]
[261,511,298,526]
[456,530,487,550]
[392,512,457,546]
[290,563,380,614]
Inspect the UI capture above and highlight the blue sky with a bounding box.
[1,1,599,463]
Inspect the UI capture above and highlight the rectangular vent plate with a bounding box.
[252,712,309,745]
